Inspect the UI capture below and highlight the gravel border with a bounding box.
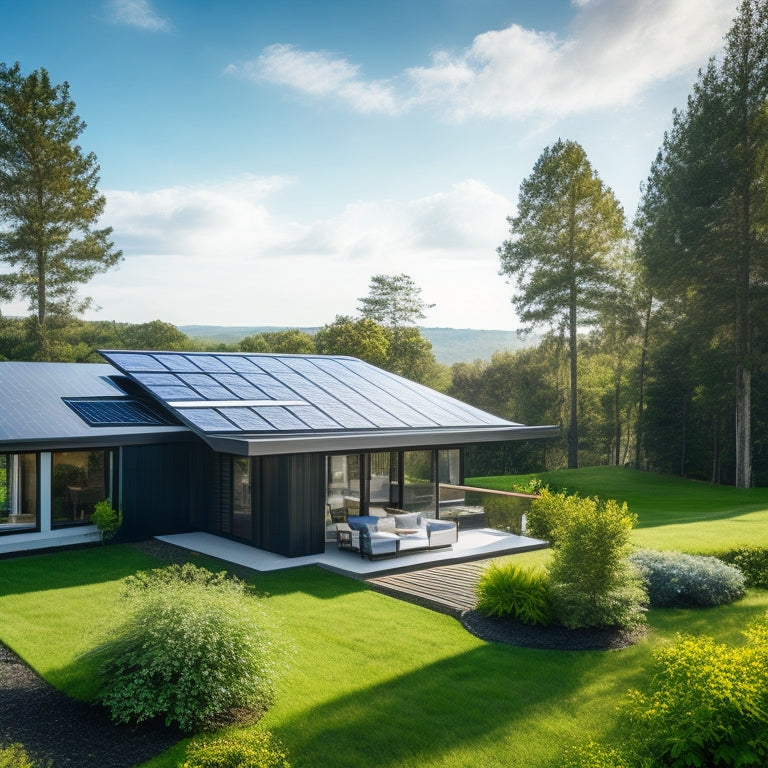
[0,643,182,767]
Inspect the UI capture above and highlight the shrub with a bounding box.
[548,496,647,629]
[90,499,122,542]
[183,731,290,768]
[625,612,768,767]
[123,562,237,592]
[89,564,277,732]
[0,744,34,768]
[562,741,636,768]
[475,561,553,625]
[630,549,746,608]
[716,546,768,589]
[526,488,571,544]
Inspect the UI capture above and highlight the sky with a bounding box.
[1,0,741,331]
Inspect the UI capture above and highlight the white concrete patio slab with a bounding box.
[156,528,548,577]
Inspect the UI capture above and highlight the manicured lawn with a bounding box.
[470,465,768,553]
[1,468,767,767]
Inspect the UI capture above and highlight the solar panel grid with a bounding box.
[310,357,439,427]
[223,408,277,431]
[252,406,309,430]
[283,359,406,428]
[338,359,477,426]
[179,408,236,431]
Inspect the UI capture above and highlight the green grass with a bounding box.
[469,465,768,553]
[1,469,767,768]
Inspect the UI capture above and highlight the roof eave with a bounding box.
[202,424,561,457]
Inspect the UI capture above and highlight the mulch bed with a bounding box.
[0,644,182,767]
[461,609,646,650]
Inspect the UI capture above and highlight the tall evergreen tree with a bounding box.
[0,62,121,354]
[637,0,768,486]
[498,139,626,469]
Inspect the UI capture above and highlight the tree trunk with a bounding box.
[735,363,752,487]
[568,290,578,469]
[634,295,652,470]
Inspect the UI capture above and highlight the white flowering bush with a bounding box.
[630,549,746,608]
[89,564,277,732]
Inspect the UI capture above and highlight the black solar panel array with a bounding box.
[64,398,175,427]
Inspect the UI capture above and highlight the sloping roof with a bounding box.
[0,362,189,452]
[99,350,558,456]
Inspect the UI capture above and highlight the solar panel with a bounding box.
[65,399,175,427]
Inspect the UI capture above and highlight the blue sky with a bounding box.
[1,0,739,330]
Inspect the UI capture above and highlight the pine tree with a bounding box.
[498,139,627,469]
[0,62,122,354]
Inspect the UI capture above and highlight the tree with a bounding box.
[636,0,768,486]
[238,329,316,355]
[0,62,121,351]
[314,315,390,367]
[498,139,627,468]
[357,273,434,327]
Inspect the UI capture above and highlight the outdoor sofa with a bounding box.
[336,511,458,560]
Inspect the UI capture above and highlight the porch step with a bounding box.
[366,560,487,617]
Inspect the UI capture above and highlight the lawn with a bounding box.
[470,465,768,553]
[1,468,767,768]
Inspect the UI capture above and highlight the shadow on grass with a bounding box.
[269,642,646,768]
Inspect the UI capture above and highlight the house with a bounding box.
[0,351,558,557]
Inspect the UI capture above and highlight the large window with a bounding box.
[51,449,113,527]
[232,456,252,541]
[0,453,38,534]
[325,454,361,524]
[403,450,435,517]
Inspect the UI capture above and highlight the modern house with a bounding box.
[0,351,558,557]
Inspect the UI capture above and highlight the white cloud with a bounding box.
[108,0,170,32]
[229,44,400,115]
[84,176,517,329]
[104,175,300,259]
[238,0,737,120]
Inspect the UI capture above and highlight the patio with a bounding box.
[156,527,548,578]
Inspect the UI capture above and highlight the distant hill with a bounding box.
[179,325,533,366]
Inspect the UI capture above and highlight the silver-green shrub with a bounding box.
[90,564,277,732]
[630,549,746,608]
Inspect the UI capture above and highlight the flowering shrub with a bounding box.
[475,561,553,625]
[0,744,34,768]
[90,564,277,732]
[625,612,768,766]
[562,741,634,768]
[183,731,290,768]
[629,549,746,608]
[716,546,768,589]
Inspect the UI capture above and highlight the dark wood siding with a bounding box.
[120,441,205,540]
[256,453,325,557]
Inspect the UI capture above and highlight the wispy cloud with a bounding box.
[229,43,400,115]
[233,0,737,120]
[108,0,170,32]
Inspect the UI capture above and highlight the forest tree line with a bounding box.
[2,2,768,486]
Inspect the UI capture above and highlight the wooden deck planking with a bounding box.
[366,560,488,616]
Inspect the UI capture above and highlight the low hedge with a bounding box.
[714,546,768,589]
